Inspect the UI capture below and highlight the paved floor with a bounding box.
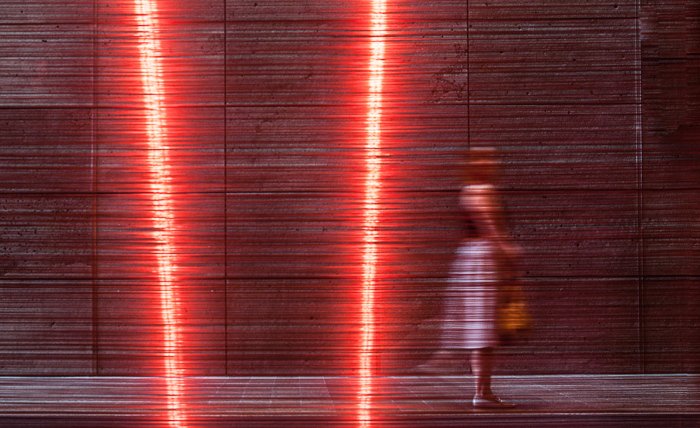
[0,375,697,426]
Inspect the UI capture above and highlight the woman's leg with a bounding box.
[470,347,494,398]
[470,347,515,408]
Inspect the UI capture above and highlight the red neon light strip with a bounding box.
[360,0,386,425]
[134,1,186,426]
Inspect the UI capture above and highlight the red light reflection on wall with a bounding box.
[360,0,386,425]
[134,0,186,426]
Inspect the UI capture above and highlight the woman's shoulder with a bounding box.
[463,183,494,190]
[461,183,494,197]
[460,183,495,209]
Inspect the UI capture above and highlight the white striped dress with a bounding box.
[443,184,500,349]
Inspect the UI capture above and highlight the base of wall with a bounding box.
[0,374,696,426]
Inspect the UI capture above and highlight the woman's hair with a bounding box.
[463,147,499,184]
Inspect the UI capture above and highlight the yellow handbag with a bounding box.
[497,283,531,343]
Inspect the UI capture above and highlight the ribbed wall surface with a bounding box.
[0,0,698,377]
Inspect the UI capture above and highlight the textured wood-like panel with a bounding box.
[464,8,643,375]
[94,0,226,375]
[509,190,639,278]
[507,278,640,374]
[369,0,470,377]
[0,1,94,374]
[226,0,363,375]
[643,279,699,373]
[641,0,700,373]
[0,280,92,374]
[469,1,637,20]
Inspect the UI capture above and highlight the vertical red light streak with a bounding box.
[360,0,386,426]
[134,0,186,426]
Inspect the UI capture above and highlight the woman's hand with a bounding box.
[498,241,522,277]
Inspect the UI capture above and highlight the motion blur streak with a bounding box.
[134,0,186,426]
[360,0,386,426]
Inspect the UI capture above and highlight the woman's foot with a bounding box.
[472,394,516,409]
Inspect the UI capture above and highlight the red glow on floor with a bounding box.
[134,0,186,426]
[360,0,386,426]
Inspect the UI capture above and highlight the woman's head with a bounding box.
[463,147,499,184]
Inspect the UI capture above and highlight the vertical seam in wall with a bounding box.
[635,0,645,374]
[91,0,100,376]
[466,0,470,151]
[223,0,229,375]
